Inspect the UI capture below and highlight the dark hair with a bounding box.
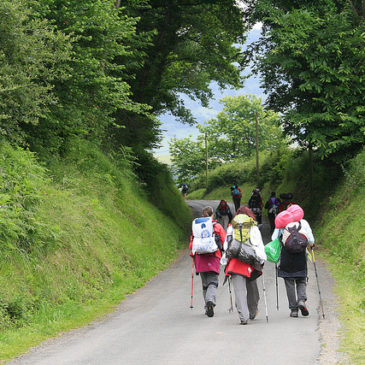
[271,192,276,197]
[234,206,257,221]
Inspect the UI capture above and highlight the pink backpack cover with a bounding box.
[287,204,304,221]
[275,210,294,228]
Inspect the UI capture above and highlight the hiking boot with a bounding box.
[240,320,248,325]
[249,310,258,320]
[290,309,298,318]
[298,300,309,316]
[206,301,214,317]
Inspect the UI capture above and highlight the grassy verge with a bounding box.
[315,149,365,364]
[0,140,191,361]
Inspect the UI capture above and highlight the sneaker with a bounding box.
[249,310,258,320]
[206,301,214,317]
[298,300,309,316]
[240,320,248,325]
[290,309,298,318]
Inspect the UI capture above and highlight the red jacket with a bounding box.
[225,258,255,278]
[189,219,226,273]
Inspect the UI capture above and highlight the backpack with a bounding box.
[231,214,256,242]
[191,217,218,254]
[225,214,261,269]
[218,201,229,214]
[282,221,308,254]
[233,187,240,197]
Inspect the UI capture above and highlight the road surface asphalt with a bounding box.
[9,200,342,365]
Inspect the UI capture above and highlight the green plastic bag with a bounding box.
[265,238,281,263]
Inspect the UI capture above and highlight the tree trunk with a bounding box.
[255,112,260,186]
[309,145,313,202]
[205,132,208,189]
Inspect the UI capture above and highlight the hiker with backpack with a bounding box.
[221,206,266,325]
[278,193,295,212]
[181,183,188,199]
[215,200,233,230]
[272,204,315,318]
[230,183,242,212]
[248,188,263,224]
[265,192,281,233]
[189,206,226,317]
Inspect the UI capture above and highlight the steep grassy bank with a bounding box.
[315,149,365,363]
[0,141,191,361]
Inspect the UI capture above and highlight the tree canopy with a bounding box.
[169,95,285,184]
[245,0,365,160]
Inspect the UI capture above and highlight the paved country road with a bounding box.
[10,200,344,365]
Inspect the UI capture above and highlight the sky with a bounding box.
[153,27,264,158]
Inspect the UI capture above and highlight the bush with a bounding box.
[0,141,53,251]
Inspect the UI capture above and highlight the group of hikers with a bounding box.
[189,184,316,325]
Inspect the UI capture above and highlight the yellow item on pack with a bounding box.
[231,214,257,242]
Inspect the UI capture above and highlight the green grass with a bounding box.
[0,140,191,362]
[314,149,365,364]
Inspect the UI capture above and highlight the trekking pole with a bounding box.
[311,249,325,319]
[228,277,233,313]
[275,263,279,311]
[261,272,269,323]
[190,259,194,309]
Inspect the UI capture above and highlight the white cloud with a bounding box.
[192,107,219,121]
[253,22,263,30]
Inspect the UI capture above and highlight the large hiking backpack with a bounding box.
[282,221,308,254]
[226,215,261,269]
[231,214,256,242]
[192,217,218,255]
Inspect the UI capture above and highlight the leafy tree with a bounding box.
[169,136,207,184]
[246,0,365,160]
[169,95,285,183]
[0,0,71,145]
[116,0,249,150]
[25,0,151,155]
[198,95,285,161]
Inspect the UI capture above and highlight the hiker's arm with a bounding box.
[189,235,193,250]
[223,226,233,251]
[250,226,267,261]
[216,223,226,244]
[271,228,282,241]
[302,219,315,245]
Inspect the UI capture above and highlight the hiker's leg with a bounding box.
[204,272,219,306]
[200,272,208,305]
[296,278,307,303]
[246,279,260,318]
[284,278,297,310]
[231,274,249,322]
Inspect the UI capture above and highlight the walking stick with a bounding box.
[275,263,279,311]
[261,272,269,323]
[311,249,325,319]
[190,259,194,309]
[228,276,233,313]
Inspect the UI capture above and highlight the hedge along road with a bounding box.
[10,200,342,365]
